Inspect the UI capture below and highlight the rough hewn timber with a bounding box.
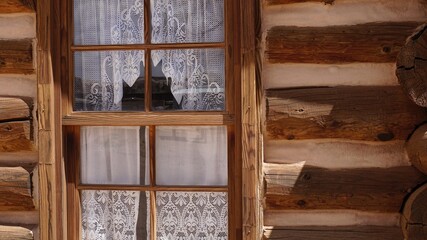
[0,39,33,74]
[263,226,403,239]
[264,163,427,211]
[397,23,427,107]
[0,225,33,240]
[0,167,34,211]
[265,0,335,4]
[0,152,38,171]
[0,97,30,121]
[406,124,427,175]
[401,183,427,239]
[0,0,35,13]
[0,121,33,152]
[266,22,421,63]
[266,86,427,141]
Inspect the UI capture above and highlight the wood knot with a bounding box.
[377,132,394,141]
[297,200,306,207]
[302,173,311,181]
[382,46,391,53]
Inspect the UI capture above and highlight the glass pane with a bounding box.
[156,192,228,239]
[156,126,227,186]
[151,0,224,44]
[151,49,225,111]
[74,0,144,45]
[74,51,145,111]
[81,190,150,240]
[80,126,150,185]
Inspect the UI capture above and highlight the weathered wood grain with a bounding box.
[406,124,427,175]
[0,97,30,122]
[0,39,33,74]
[0,225,33,240]
[265,0,334,4]
[266,22,421,63]
[266,86,427,141]
[264,163,427,212]
[401,184,427,239]
[0,167,34,211]
[0,121,33,152]
[265,140,410,168]
[263,226,403,239]
[0,0,35,13]
[0,152,38,171]
[396,23,427,107]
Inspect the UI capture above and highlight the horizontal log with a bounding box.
[0,98,30,122]
[264,163,427,211]
[0,211,38,225]
[266,22,421,63]
[0,0,35,13]
[262,63,398,89]
[0,167,34,211]
[0,152,38,171]
[265,140,410,168]
[0,121,33,152]
[0,39,33,74]
[264,210,400,226]
[0,75,36,99]
[263,226,403,239]
[0,225,33,240]
[266,86,427,141]
[265,0,333,4]
[263,1,427,29]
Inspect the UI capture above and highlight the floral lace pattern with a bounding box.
[156,192,228,240]
[151,0,225,110]
[81,191,141,240]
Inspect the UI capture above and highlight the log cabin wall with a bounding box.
[0,1,37,239]
[261,0,427,239]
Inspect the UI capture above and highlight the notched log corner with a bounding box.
[397,23,427,107]
[0,167,34,211]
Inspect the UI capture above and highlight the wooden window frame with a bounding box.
[38,0,260,239]
[56,0,245,240]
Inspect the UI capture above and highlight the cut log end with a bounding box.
[397,23,427,107]
[401,183,427,239]
[406,124,427,175]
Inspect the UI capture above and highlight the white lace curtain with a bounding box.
[74,0,225,111]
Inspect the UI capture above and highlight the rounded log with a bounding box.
[396,23,427,107]
[406,124,427,175]
[401,183,427,239]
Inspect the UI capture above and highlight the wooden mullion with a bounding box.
[144,0,151,112]
[149,125,156,240]
[76,185,228,192]
[62,112,235,126]
[70,42,225,51]
[150,191,156,240]
[65,0,74,117]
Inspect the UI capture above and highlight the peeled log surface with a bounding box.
[0,225,33,240]
[263,226,403,240]
[0,0,35,13]
[397,23,427,107]
[266,86,427,141]
[0,39,33,74]
[0,167,34,211]
[406,124,427,175]
[266,22,421,64]
[264,163,427,212]
[0,121,33,152]
[401,184,427,239]
[0,98,30,121]
[265,0,334,4]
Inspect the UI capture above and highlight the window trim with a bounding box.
[57,0,244,240]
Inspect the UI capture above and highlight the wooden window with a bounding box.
[61,0,242,239]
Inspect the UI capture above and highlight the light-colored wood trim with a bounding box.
[71,42,225,51]
[240,0,262,239]
[62,112,235,126]
[77,184,228,192]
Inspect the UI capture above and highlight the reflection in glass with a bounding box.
[151,49,225,111]
[74,51,145,111]
[156,126,227,185]
[74,0,144,45]
[156,192,228,239]
[81,190,150,240]
[80,126,150,185]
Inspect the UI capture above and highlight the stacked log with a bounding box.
[0,1,37,239]
[261,0,427,239]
